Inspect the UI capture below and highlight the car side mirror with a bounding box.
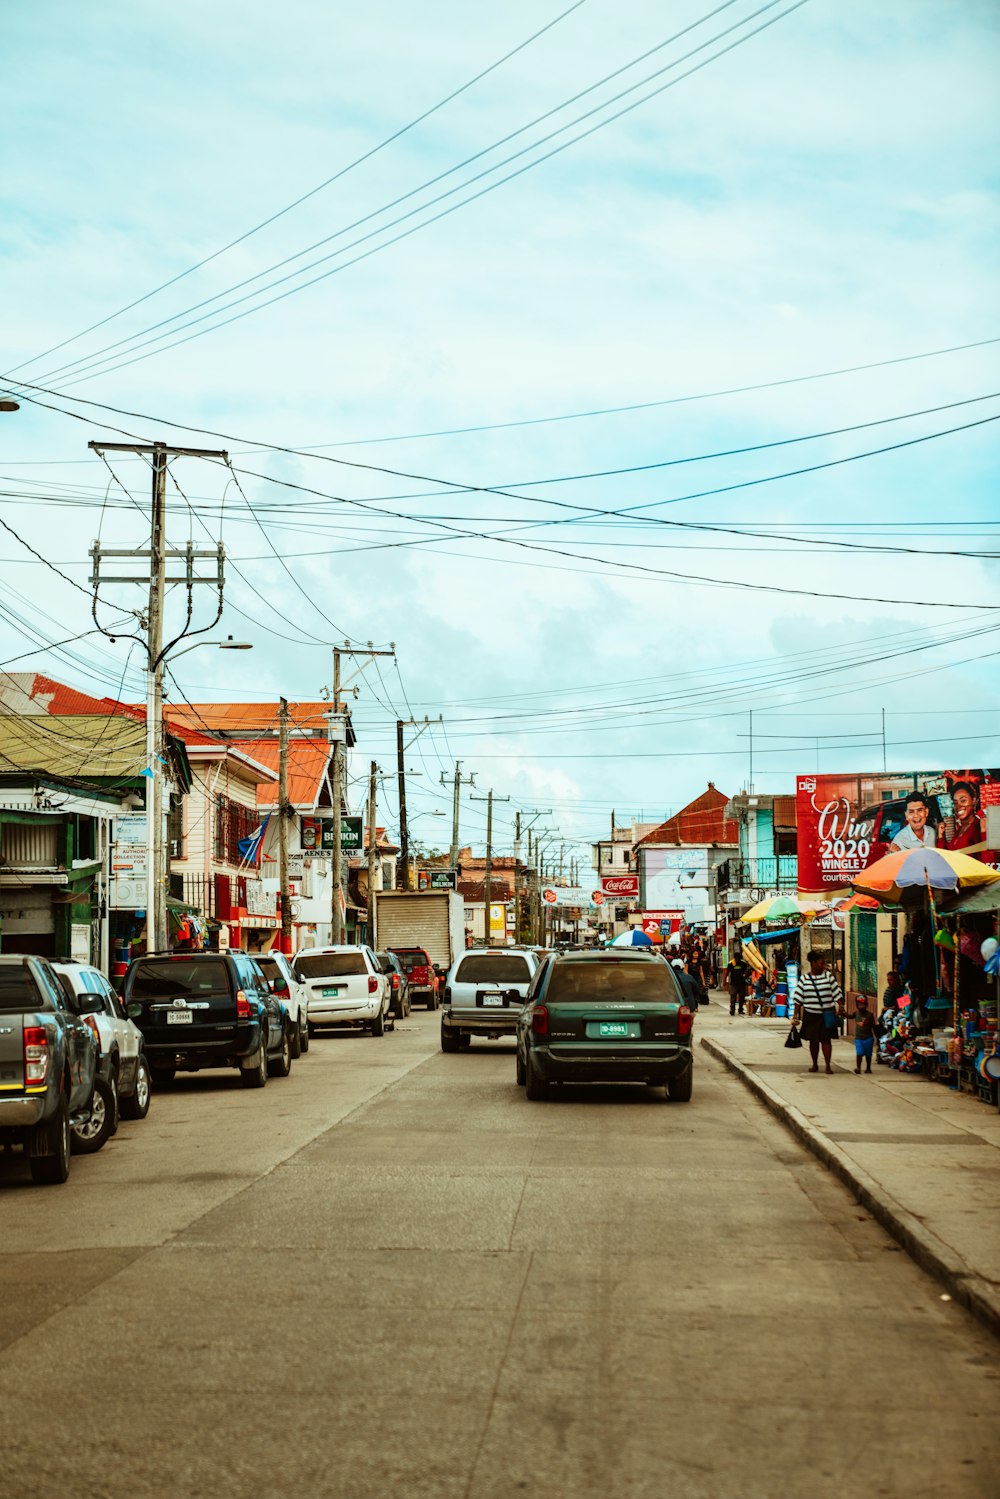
[76,993,104,1015]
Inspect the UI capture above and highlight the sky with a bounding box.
[1,0,999,861]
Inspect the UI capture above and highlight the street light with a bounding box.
[169,634,253,660]
[0,398,19,412]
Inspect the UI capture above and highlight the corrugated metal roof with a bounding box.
[0,714,148,781]
[635,783,738,847]
[167,702,334,735]
[245,738,332,809]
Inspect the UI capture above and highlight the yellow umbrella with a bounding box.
[739,894,828,925]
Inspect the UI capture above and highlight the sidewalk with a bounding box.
[698,997,1000,1338]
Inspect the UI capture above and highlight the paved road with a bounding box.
[2,1005,996,1498]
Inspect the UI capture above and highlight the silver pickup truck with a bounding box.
[0,954,99,1184]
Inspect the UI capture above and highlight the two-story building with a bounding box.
[633,783,738,929]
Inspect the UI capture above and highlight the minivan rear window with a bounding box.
[390,949,429,971]
[293,953,366,980]
[455,955,530,984]
[130,958,232,1000]
[546,959,678,1004]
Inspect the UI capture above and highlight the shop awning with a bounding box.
[942,884,1000,916]
[742,926,801,944]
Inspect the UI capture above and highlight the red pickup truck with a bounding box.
[387,948,440,1010]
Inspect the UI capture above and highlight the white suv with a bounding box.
[52,961,151,1122]
[441,948,538,1051]
[291,946,394,1036]
[255,950,309,1056]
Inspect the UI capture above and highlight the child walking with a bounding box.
[853,996,877,1074]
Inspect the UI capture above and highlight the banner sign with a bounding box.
[417,869,457,890]
[796,770,1000,892]
[110,812,148,909]
[640,909,684,939]
[301,815,364,853]
[601,874,639,900]
[542,886,604,908]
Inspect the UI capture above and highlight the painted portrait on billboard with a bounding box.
[796,770,1000,892]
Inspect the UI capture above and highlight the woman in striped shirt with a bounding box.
[794,951,844,1074]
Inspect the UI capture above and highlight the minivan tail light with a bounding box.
[24,1025,49,1088]
[531,1005,549,1037]
[678,1005,693,1036]
[368,977,378,994]
[236,989,251,1018]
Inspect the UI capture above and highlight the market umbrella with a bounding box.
[739,894,828,925]
[610,927,654,947]
[852,846,1000,906]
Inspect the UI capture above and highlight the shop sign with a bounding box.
[110,811,148,909]
[300,815,364,853]
[245,881,277,918]
[640,909,684,939]
[601,874,639,899]
[489,902,507,936]
[417,868,457,890]
[796,770,1000,892]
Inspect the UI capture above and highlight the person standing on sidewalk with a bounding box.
[794,950,844,1073]
[853,996,878,1073]
[725,951,750,1016]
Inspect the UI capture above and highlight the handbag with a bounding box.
[784,1025,803,1049]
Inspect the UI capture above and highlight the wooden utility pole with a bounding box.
[513,811,521,943]
[88,438,227,954]
[367,760,378,947]
[396,720,408,888]
[441,760,475,871]
[471,789,509,946]
[331,650,344,944]
[278,698,292,953]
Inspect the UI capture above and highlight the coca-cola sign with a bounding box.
[601,875,639,898]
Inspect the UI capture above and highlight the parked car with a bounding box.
[376,950,411,1019]
[0,954,100,1183]
[515,949,694,1102]
[440,948,538,1051]
[291,946,394,1036]
[121,950,293,1088]
[52,961,152,1131]
[254,950,309,1056]
[386,946,440,1009]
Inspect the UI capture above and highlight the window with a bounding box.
[167,796,185,859]
[293,952,367,980]
[546,958,676,1004]
[213,793,259,866]
[130,959,232,1001]
[455,954,530,983]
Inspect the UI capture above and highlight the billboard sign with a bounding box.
[640,910,684,939]
[796,770,1000,892]
[301,815,364,853]
[601,874,639,900]
[417,868,458,890]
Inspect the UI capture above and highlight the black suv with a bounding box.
[121,950,292,1088]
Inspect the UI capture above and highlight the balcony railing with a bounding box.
[716,856,798,893]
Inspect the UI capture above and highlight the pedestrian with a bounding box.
[793,950,844,1074]
[853,996,877,1074]
[881,969,905,1009]
[725,951,750,1016]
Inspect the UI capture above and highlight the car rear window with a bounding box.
[546,959,678,1004]
[293,953,367,980]
[130,958,232,1000]
[0,963,49,1013]
[455,954,531,984]
[390,949,429,971]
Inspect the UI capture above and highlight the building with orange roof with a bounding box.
[632,783,739,929]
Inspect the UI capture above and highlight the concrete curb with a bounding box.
[700,1034,1000,1341]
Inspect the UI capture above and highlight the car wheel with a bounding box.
[440,1023,460,1053]
[299,1018,310,1053]
[29,1093,71,1185]
[370,1008,386,1037]
[268,1026,293,1078]
[289,1021,301,1060]
[428,989,440,1011]
[667,1065,693,1103]
[150,1064,175,1088]
[525,1053,549,1101]
[515,1047,526,1086]
[240,1039,268,1088]
[121,1053,152,1120]
[71,1075,116,1155]
[404,995,412,1018]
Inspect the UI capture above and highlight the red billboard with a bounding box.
[602,874,639,899]
[796,770,1000,892]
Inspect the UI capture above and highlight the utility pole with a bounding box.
[396,714,441,889]
[441,760,475,871]
[472,789,509,946]
[396,720,408,889]
[367,760,378,948]
[278,699,292,953]
[88,439,227,955]
[329,642,395,941]
[514,811,522,943]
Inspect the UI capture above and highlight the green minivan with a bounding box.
[515,949,694,1102]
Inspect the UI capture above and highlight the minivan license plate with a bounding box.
[599,1021,629,1037]
[482,993,504,1006]
[166,1010,193,1025]
[321,987,341,997]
